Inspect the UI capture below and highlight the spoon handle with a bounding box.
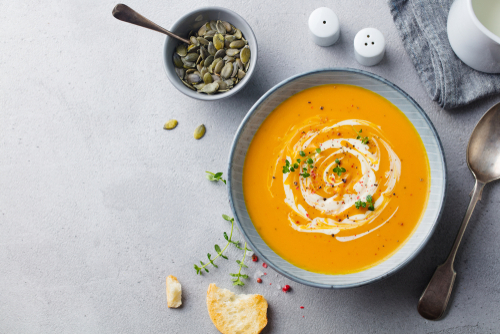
[112,4,191,45]
[417,180,485,320]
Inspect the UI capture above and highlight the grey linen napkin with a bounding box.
[388,0,500,109]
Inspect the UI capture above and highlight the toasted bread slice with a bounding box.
[206,283,268,334]
[166,275,182,308]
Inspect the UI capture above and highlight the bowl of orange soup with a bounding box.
[228,68,446,288]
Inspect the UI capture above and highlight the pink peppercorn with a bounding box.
[252,255,258,262]
[282,285,290,292]
[257,278,262,283]
[262,262,268,268]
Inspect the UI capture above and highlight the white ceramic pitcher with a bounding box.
[448,0,500,73]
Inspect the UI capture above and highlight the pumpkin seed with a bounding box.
[225,35,236,43]
[187,44,199,52]
[197,36,209,45]
[190,36,199,46]
[175,68,185,79]
[230,40,246,49]
[240,46,250,63]
[231,62,239,77]
[176,44,187,57]
[226,49,240,57]
[198,24,207,36]
[237,69,246,79]
[218,80,228,90]
[214,59,225,74]
[234,29,242,39]
[221,62,233,79]
[194,124,206,139]
[184,52,199,62]
[186,73,202,84]
[214,49,226,59]
[208,42,216,55]
[200,67,208,77]
[200,46,208,60]
[222,21,232,32]
[204,30,216,39]
[236,59,244,69]
[173,54,183,68]
[193,83,205,90]
[203,72,213,84]
[204,55,214,67]
[213,34,225,50]
[209,21,217,31]
[216,21,226,34]
[200,82,219,94]
[164,119,178,130]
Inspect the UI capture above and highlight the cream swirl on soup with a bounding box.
[269,118,401,241]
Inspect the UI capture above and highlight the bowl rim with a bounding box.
[162,6,258,101]
[227,67,447,289]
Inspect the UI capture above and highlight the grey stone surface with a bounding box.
[1,1,499,333]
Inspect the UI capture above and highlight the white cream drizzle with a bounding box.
[279,119,402,241]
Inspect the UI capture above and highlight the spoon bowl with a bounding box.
[467,103,500,183]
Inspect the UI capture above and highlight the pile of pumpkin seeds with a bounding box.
[173,20,251,94]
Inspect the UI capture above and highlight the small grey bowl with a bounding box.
[162,7,257,101]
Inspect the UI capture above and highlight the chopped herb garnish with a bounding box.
[354,128,369,145]
[300,172,310,178]
[315,148,321,153]
[306,158,314,164]
[333,166,346,176]
[354,195,375,211]
[299,151,306,157]
[206,171,226,184]
[335,158,340,164]
[355,200,367,209]
[367,195,375,211]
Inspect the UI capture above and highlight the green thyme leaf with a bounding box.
[333,166,346,176]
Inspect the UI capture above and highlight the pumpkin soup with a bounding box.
[243,84,430,274]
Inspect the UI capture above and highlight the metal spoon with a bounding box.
[112,4,191,45]
[418,102,500,320]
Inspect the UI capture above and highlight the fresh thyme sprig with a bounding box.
[354,128,369,145]
[230,242,250,286]
[194,215,251,286]
[194,214,236,274]
[206,171,226,184]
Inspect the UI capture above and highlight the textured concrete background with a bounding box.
[1,0,500,333]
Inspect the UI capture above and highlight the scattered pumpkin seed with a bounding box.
[194,124,206,139]
[164,119,178,130]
